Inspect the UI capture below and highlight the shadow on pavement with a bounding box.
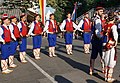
[26,48,49,58]
[73,47,84,54]
[55,75,72,83]
[73,45,83,49]
[14,51,21,62]
[56,41,84,54]
[113,81,120,83]
[57,54,89,75]
[56,42,69,54]
[40,48,49,57]
[56,40,65,45]
[26,49,34,58]
[86,79,97,83]
[57,54,105,81]
[92,73,104,81]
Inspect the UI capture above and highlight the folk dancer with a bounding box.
[101,13,107,73]
[60,13,78,55]
[17,14,28,63]
[0,19,2,50]
[8,15,21,68]
[43,14,58,57]
[102,12,118,82]
[0,14,14,74]
[28,14,43,60]
[89,7,104,75]
[78,12,92,54]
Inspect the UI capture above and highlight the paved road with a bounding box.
[0,37,120,83]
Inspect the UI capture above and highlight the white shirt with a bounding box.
[111,25,118,42]
[0,24,16,43]
[9,22,18,33]
[78,19,84,29]
[17,22,22,32]
[17,21,26,32]
[28,21,37,36]
[43,20,55,33]
[0,26,4,42]
[94,15,102,38]
[60,18,78,31]
[9,23,16,40]
[78,18,89,29]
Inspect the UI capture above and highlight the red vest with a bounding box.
[65,20,73,32]
[33,21,43,35]
[1,25,11,43]
[48,20,57,33]
[105,23,115,41]
[101,19,106,29]
[12,23,20,38]
[83,19,91,32]
[104,23,116,51]
[21,22,28,36]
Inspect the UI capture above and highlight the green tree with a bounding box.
[47,0,76,22]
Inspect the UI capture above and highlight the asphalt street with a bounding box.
[0,37,120,83]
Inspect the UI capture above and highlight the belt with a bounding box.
[32,34,42,37]
[5,42,11,44]
[65,31,73,33]
[16,38,21,41]
[48,32,56,34]
[21,36,27,38]
[84,32,91,33]
[0,41,11,44]
[34,34,42,36]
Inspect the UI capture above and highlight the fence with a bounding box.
[0,7,22,19]
[76,6,120,23]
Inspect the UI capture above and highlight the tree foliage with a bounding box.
[47,0,73,22]
[47,0,120,22]
[1,0,120,22]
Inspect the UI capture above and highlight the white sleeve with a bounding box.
[77,19,84,29]
[11,32,16,41]
[112,25,118,42]
[60,20,66,31]
[28,22,35,35]
[0,27,4,42]
[9,24,14,33]
[17,22,22,32]
[9,24,16,40]
[73,22,78,30]
[43,21,49,32]
[95,19,102,38]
